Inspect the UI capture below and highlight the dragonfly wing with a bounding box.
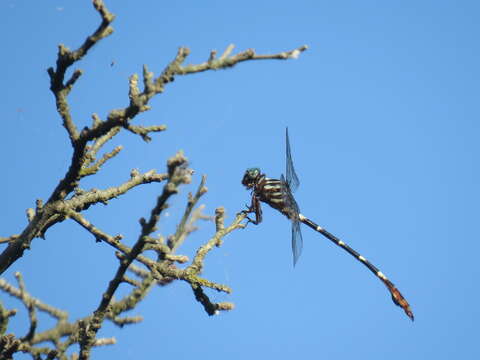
[286,127,300,192]
[291,217,303,266]
[281,174,303,265]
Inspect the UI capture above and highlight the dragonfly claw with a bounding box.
[239,210,256,224]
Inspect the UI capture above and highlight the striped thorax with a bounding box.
[242,168,289,214]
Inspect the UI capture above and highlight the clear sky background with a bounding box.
[1,1,479,359]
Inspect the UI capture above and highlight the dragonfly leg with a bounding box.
[241,194,262,225]
[243,213,258,225]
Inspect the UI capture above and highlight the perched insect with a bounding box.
[242,128,414,320]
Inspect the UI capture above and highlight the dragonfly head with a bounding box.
[242,167,261,189]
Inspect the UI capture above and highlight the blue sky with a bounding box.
[1,1,479,359]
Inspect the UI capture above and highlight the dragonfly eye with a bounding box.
[242,168,260,188]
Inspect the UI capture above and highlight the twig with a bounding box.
[15,273,38,342]
[0,235,18,245]
[47,0,115,143]
[168,175,209,252]
[0,278,68,320]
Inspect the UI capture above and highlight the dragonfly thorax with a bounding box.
[242,167,263,189]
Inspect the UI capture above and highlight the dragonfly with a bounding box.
[241,128,414,321]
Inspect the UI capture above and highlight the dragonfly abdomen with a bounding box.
[298,213,414,321]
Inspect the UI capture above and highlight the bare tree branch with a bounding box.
[78,152,191,359]
[0,30,305,276]
[0,0,308,357]
[47,0,115,143]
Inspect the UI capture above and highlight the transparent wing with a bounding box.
[285,127,300,192]
[281,174,303,266]
[291,217,303,266]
